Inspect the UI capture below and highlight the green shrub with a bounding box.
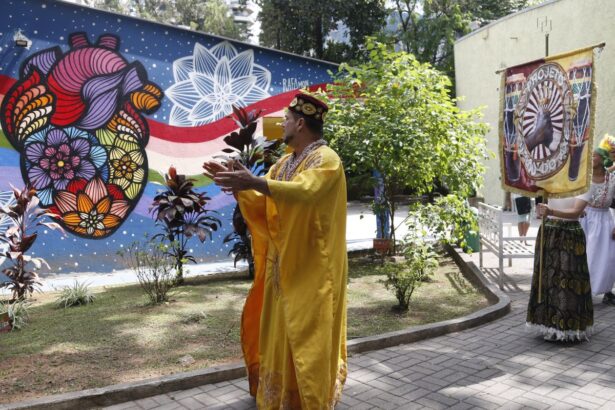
[55,281,95,308]
[0,300,30,331]
[120,240,176,305]
[380,239,438,311]
[407,194,478,251]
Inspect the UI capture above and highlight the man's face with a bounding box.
[282,111,300,144]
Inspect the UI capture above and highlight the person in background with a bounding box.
[504,191,512,212]
[581,135,615,304]
[513,194,532,245]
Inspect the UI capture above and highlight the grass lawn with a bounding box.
[0,254,490,403]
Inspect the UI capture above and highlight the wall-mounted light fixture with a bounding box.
[13,29,31,49]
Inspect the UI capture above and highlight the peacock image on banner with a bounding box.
[499,47,595,197]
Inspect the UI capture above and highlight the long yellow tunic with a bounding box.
[237,145,348,409]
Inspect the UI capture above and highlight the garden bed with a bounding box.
[0,254,490,404]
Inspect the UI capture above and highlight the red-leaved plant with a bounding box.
[151,167,221,284]
[211,105,282,278]
[0,185,64,301]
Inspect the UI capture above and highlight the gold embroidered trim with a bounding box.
[332,361,348,408]
[258,361,347,409]
[301,151,323,172]
[272,253,281,297]
[276,140,327,181]
[258,369,302,409]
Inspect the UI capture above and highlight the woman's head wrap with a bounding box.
[595,134,615,168]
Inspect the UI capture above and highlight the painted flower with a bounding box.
[50,177,130,238]
[106,135,146,200]
[24,126,108,206]
[111,154,138,180]
[165,41,271,126]
[0,191,16,266]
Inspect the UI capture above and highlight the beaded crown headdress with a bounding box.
[288,92,328,122]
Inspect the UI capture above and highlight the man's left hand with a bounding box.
[214,162,258,193]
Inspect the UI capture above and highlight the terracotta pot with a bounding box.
[0,312,11,333]
[373,238,393,254]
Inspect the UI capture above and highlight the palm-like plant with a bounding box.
[0,185,64,301]
[221,106,282,170]
[215,105,282,278]
[151,167,221,283]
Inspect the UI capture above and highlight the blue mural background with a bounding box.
[0,0,337,274]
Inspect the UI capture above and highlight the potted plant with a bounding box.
[0,310,10,333]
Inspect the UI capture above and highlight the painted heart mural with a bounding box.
[1,32,163,238]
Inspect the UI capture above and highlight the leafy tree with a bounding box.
[257,0,387,62]
[380,0,533,77]
[407,194,478,251]
[83,0,247,40]
[323,39,489,251]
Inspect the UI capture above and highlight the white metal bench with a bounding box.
[477,202,536,289]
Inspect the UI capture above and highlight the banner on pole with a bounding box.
[499,47,596,197]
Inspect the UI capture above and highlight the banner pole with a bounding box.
[538,192,548,304]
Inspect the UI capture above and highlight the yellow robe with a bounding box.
[238,145,348,409]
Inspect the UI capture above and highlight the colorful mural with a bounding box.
[2,32,162,237]
[0,0,336,273]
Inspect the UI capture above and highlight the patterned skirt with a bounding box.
[526,219,594,341]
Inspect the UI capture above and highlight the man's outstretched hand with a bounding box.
[203,160,231,180]
[205,160,271,196]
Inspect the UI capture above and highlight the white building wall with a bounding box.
[454,0,615,205]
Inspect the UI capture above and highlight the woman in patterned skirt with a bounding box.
[529,193,593,342]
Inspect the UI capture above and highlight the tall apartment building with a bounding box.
[225,0,261,44]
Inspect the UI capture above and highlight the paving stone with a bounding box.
[568,391,608,407]
[363,396,399,410]
[227,398,256,410]
[169,387,204,401]
[510,395,550,410]
[132,397,161,410]
[150,395,176,406]
[103,403,143,410]
[177,397,207,410]
[192,392,222,406]
[562,394,603,410]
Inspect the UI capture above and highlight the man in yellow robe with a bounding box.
[204,92,348,409]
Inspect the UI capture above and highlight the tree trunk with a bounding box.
[314,12,324,58]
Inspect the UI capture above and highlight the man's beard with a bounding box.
[283,133,294,144]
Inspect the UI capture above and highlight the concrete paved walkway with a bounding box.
[104,248,615,410]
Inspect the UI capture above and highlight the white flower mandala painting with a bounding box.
[166,41,272,127]
[0,191,16,267]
